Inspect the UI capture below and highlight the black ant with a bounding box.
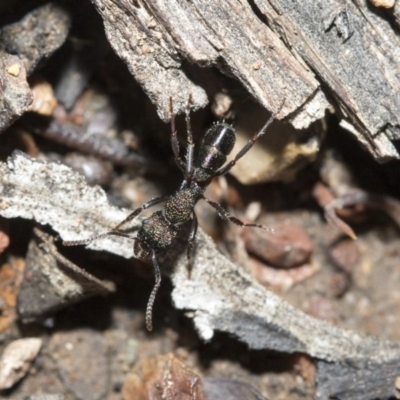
[63,96,283,331]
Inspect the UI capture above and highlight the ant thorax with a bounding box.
[164,186,204,224]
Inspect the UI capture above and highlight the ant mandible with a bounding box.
[64,96,284,331]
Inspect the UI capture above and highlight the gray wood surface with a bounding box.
[92,0,400,161]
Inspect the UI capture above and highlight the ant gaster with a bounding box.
[64,96,283,331]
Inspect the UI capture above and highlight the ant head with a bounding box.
[133,239,151,260]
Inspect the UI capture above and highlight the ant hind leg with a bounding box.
[202,196,273,232]
[146,250,162,331]
[186,212,198,279]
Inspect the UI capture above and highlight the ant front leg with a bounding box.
[146,249,162,331]
[186,212,198,278]
[215,100,285,177]
[202,196,272,231]
[63,196,169,247]
[170,97,187,176]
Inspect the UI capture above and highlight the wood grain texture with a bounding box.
[254,0,400,160]
[91,0,400,161]
[91,0,320,121]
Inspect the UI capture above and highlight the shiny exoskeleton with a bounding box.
[64,97,282,331]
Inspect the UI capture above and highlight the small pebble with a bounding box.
[29,77,58,116]
[329,238,361,274]
[141,44,152,54]
[329,272,350,298]
[0,229,10,254]
[242,217,313,268]
[395,375,400,390]
[7,63,20,77]
[247,257,319,291]
[0,338,42,390]
[211,92,233,119]
[307,296,337,322]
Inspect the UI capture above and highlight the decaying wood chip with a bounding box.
[1,152,400,399]
[17,228,115,320]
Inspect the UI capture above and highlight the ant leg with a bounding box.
[63,196,169,247]
[185,94,195,180]
[112,195,169,231]
[170,97,187,175]
[146,250,162,331]
[214,99,285,177]
[63,230,137,246]
[186,212,198,278]
[202,196,273,231]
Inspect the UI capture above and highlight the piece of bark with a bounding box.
[17,228,115,320]
[91,0,323,121]
[1,152,400,399]
[91,0,208,121]
[316,359,400,400]
[0,53,32,131]
[254,0,400,161]
[0,151,132,257]
[0,3,71,75]
[0,3,71,132]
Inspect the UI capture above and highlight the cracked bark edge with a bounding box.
[255,0,400,161]
[1,152,400,399]
[91,0,321,122]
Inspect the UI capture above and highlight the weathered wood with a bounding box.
[254,0,400,161]
[91,0,400,161]
[0,53,32,132]
[91,0,322,121]
[1,152,400,399]
[392,2,400,28]
[0,3,70,132]
[316,359,400,400]
[0,3,71,75]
